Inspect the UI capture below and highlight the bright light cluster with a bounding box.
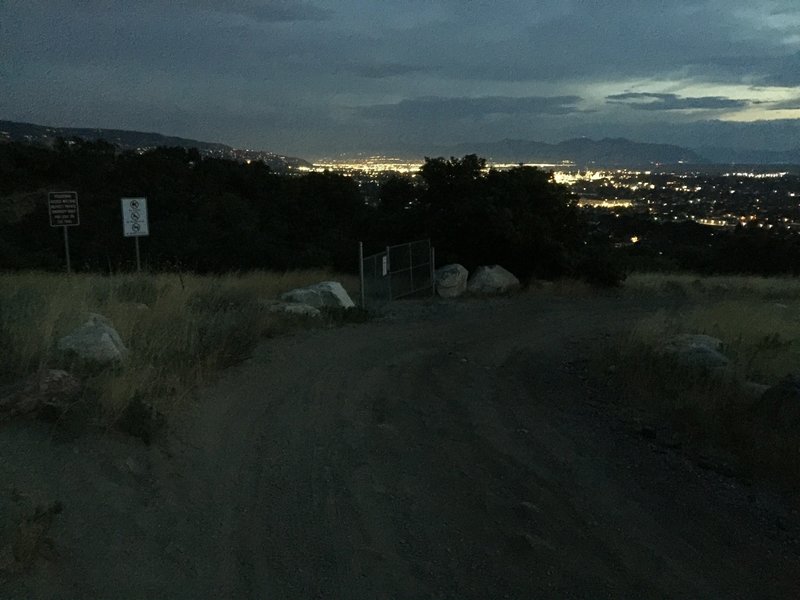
[724,171,788,178]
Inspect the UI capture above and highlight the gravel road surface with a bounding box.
[2,293,799,598]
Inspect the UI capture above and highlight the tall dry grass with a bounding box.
[603,272,800,491]
[623,273,800,384]
[0,270,359,425]
[625,272,800,302]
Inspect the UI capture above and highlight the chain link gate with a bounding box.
[359,239,435,309]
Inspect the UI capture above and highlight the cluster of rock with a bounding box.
[657,334,800,438]
[0,369,81,422]
[1,313,129,423]
[658,334,729,369]
[655,333,800,432]
[434,264,520,298]
[270,281,355,317]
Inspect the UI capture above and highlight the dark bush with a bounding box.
[114,276,161,305]
[115,395,164,444]
[574,252,626,288]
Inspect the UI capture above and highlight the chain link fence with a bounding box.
[359,239,435,308]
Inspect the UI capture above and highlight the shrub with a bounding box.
[113,276,162,305]
[574,252,626,288]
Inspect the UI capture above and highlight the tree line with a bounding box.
[0,140,619,283]
[603,215,800,277]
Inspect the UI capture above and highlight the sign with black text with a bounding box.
[48,192,80,227]
[121,197,149,237]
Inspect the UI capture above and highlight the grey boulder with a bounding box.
[467,265,520,294]
[435,264,469,298]
[659,334,729,369]
[57,313,129,365]
[280,281,355,309]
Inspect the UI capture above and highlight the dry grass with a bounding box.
[527,278,599,297]
[0,484,62,576]
[0,270,359,428]
[622,273,800,384]
[625,271,800,301]
[601,272,800,492]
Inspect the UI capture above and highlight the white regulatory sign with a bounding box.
[121,197,149,237]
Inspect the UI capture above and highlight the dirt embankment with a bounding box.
[2,294,799,598]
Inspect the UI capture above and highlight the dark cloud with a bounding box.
[2,0,799,155]
[360,96,584,120]
[347,63,432,79]
[607,93,751,111]
[687,51,800,87]
[766,97,800,110]
[188,0,332,22]
[403,1,780,84]
[756,52,800,87]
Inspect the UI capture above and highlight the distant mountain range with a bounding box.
[445,137,703,167]
[2,119,798,168]
[0,120,312,171]
[695,146,800,165]
[443,137,800,168]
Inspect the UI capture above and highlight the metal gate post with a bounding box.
[408,243,414,296]
[385,245,392,301]
[430,246,436,298]
[358,241,365,308]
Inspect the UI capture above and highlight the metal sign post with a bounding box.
[358,241,366,308]
[48,191,80,274]
[121,197,149,272]
[64,227,71,274]
[135,237,141,273]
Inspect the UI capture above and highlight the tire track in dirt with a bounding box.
[5,294,799,598]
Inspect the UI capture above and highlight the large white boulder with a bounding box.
[280,281,355,309]
[435,264,469,298]
[467,265,520,294]
[659,334,729,369]
[57,313,128,364]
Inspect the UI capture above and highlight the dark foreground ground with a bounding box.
[2,293,799,598]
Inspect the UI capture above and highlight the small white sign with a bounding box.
[121,197,149,237]
[382,255,388,276]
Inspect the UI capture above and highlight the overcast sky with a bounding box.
[2,0,800,157]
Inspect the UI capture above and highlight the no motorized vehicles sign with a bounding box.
[121,197,149,237]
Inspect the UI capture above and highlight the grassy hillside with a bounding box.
[0,271,358,433]
[601,273,800,492]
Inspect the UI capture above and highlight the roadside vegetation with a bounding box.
[0,270,358,435]
[601,272,800,492]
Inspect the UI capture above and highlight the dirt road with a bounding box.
[3,293,799,598]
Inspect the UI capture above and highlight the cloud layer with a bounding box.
[606,93,750,111]
[360,96,585,119]
[1,0,799,155]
